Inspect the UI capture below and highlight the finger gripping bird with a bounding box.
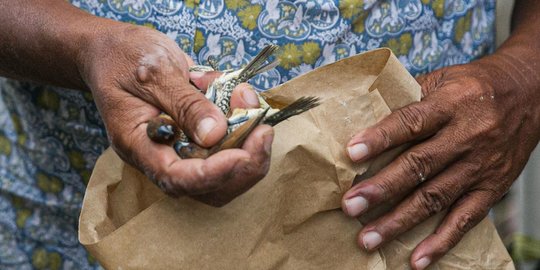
[146,45,320,159]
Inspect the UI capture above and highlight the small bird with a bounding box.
[146,45,321,159]
[174,96,320,159]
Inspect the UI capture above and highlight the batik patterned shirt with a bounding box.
[0,0,495,268]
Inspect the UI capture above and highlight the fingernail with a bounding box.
[189,71,205,80]
[344,196,368,216]
[347,143,368,161]
[241,88,260,107]
[415,257,431,270]
[196,117,218,143]
[263,131,274,154]
[362,231,382,250]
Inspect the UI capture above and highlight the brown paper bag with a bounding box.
[79,49,514,269]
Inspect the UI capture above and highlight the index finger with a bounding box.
[347,99,450,162]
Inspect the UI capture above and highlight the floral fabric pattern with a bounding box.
[0,0,495,268]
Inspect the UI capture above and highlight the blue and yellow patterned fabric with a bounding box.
[0,1,495,268]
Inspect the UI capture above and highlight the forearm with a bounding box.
[483,0,540,97]
[0,0,105,90]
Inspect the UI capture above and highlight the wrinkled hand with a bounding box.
[80,22,273,206]
[342,57,540,269]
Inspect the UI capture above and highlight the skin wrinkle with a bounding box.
[395,105,429,136]
[374,125,393,150]
[416,187,451,216]
[495,52,538,96]
[401,149,433,182]
[172,91,219,143]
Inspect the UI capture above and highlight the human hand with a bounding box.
[80,22,273,206]
[341,57,540,269]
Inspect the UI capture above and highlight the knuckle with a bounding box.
[418,70,444,98]
[374,126,393,149]
[482,118,503,139]
[455,211,477,235]
[383,216,410,234]
[135,61,176,97]
[395,105,429,136]
[466,112,503,144]
[416,187,452,216]
[466,77,484,94]
[463,161,482,180]
[400,149,434,180]
[374,181,393,201]
[440,233,460,252]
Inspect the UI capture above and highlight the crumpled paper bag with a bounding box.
[79,48,514,269]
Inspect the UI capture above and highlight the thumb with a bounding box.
[178,91,227,147]
[144,77,227,147]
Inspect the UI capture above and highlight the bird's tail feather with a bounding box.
[239,45,280,81]
[263,96,320,126]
